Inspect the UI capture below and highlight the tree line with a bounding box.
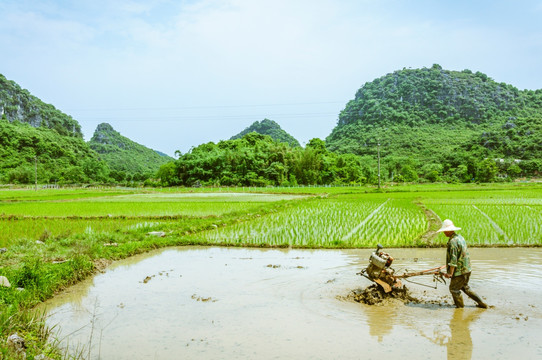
[2,117,539,187]
[154,132,538,187]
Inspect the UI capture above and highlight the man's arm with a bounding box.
[445,266,455,278]
[446,239,459,278]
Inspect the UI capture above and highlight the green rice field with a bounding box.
[1,184,542,248]
[0,190,303,246]
[197,196,427,247]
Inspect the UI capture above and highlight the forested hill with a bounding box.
[0,76,170,185]
[89,123,173,181]
[326,65,542,169]
[0,117,110,184]
[0,74,82,137]
[231,119,300,147]
[0,75,111,184]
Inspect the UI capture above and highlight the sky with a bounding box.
[1,0,541,157]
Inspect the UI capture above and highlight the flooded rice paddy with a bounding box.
[42,247,542,359]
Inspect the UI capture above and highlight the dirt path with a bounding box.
[416,202,442,246]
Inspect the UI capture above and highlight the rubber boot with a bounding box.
[451,291,464,308]
[463,288,488,309]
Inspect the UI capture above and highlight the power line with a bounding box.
[75,112,340,122]
[64,101,346,112]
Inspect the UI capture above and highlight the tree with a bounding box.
[448,164,470,183]
[156,162,178,186]
[265,162,286,185]
[421,163,443,182]
[306,138,327,154]
[7,165,33,184]
[82,158,109,183]
[507,163,522,178]
[519,159,542,175]
[401,165,418,182]
[476,159,498,182]
[62,166,85,183]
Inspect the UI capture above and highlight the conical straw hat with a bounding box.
[436,219,461,233]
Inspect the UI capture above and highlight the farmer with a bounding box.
[438,219,488,309]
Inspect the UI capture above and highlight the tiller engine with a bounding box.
[358,244,446,293]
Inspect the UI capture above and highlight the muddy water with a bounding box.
[42,247,542,359]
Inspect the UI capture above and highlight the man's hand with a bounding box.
[444,273,453,279]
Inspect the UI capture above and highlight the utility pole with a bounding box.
[377,143,381,189]
[34,156,38,191]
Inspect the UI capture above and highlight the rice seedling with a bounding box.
[425,191,542,246]
[476,204,542,245]
[192,197,383,247]
[428,204,501,245]
[350,199,427,247]
[191,197,427,248]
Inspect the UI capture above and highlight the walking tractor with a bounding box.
[358,244,447,293]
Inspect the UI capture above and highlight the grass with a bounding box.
[1,183,541,358]
[0,217,178,248]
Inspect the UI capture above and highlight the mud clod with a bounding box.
[94,258,113,273]
[348,285,418,305]
[191,294,217,302]
[345,285,451,306]
[344,284,452,306]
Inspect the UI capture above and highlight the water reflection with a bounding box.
[447,309,482,360]
[366,307,396,342]
[402,303,483,360]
